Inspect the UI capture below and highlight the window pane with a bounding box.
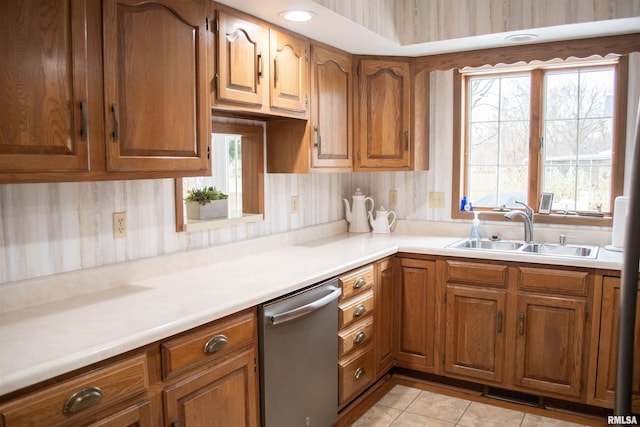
[470,78,499,122]
[469,122,498,165]
[545,72,578,119]
[467,74,530,208]
[543,67,614,212]
[500,76,530,121]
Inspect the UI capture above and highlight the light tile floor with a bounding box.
[352,385,591,427]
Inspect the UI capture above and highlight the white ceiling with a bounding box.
[215,0,640,56]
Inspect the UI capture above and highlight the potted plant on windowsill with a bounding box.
[185,186,229,220]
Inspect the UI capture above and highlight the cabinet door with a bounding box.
[356,59,411,170]
[374,257,395,378]
[164,348,259,427]
[444,286,506,383]
[88,400,153,427]
[395,258,436,372]
[215,7,268,107]
[513,293,586,398]
[269,29,309,115]
[0,0,90,173]
[310,44,352,170]
[103,0,210,173]
[593,277,640,411]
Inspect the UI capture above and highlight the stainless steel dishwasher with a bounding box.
[258,278,341,427]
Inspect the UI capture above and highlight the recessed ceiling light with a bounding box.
[279,10,315,22]
[505,33,540,43]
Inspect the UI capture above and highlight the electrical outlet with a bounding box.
[113,212,127,239]
[389,190,398,206]
[429,192,445,208]
[291,196,298,214]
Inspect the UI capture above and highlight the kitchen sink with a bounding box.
[519,243,597,258]
[448,238,599,259]
[449,239,524,251]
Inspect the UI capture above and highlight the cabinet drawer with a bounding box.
[0,354,148,426]
[338,317,373,357]
[339,345,374,406]
[339,289,374,329]
[161,309,255,379]
[339,265,374,300]
[517,266,590,296]
[444,260,508,288]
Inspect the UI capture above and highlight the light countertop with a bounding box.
[0,229,624,396]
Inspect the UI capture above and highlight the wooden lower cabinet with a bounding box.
[163,348,258,427]
[512,293,586,398]
[337,264,376,408]
[374,257,395,377]
[444,285,506,383]
[590,276,640,411]
[0,354,151,426]
[395,257,437,372]
[161,308,259,427]
[437,259,593,402]
[89,400,153,427]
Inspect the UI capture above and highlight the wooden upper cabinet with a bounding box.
[310,44,352,171]
[355,58,412,171]
[215,7,268,107]
[102,0,210,173]
[269,29,309,116]
[0,0,91,174]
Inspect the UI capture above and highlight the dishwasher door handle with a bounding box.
[270,285,342,325]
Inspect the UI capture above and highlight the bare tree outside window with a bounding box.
[543,68,614,212]
[465,63,615,213]
[467,73,530,208]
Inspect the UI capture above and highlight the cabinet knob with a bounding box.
[353,331,366,344]
[203,334,229,354]
[354,367,366,380]
[353,304,366,317]
[353,277,366,289]
[62,386,104,413]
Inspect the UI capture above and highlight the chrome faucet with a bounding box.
[504,200,534,242]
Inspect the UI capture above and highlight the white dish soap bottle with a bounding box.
[470,211,482,240]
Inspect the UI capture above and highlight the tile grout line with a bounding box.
[454,398,472,426]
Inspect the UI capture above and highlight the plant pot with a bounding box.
[186,200,228,220]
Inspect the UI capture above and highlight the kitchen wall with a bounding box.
[1,55,638,286]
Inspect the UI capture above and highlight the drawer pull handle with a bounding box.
[204,334,229,354]
[63,386,104,413]
[353,304,366,317]
[497,311,503,334]
[353,331,366,344]
[354,367,366,380]
[353,277,367,289]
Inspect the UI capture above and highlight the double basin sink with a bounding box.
[448,238,599,259]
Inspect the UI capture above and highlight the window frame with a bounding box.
[452,56,628,226]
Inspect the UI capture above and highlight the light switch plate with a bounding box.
[429,192,445,208]
[389,190,398,206]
